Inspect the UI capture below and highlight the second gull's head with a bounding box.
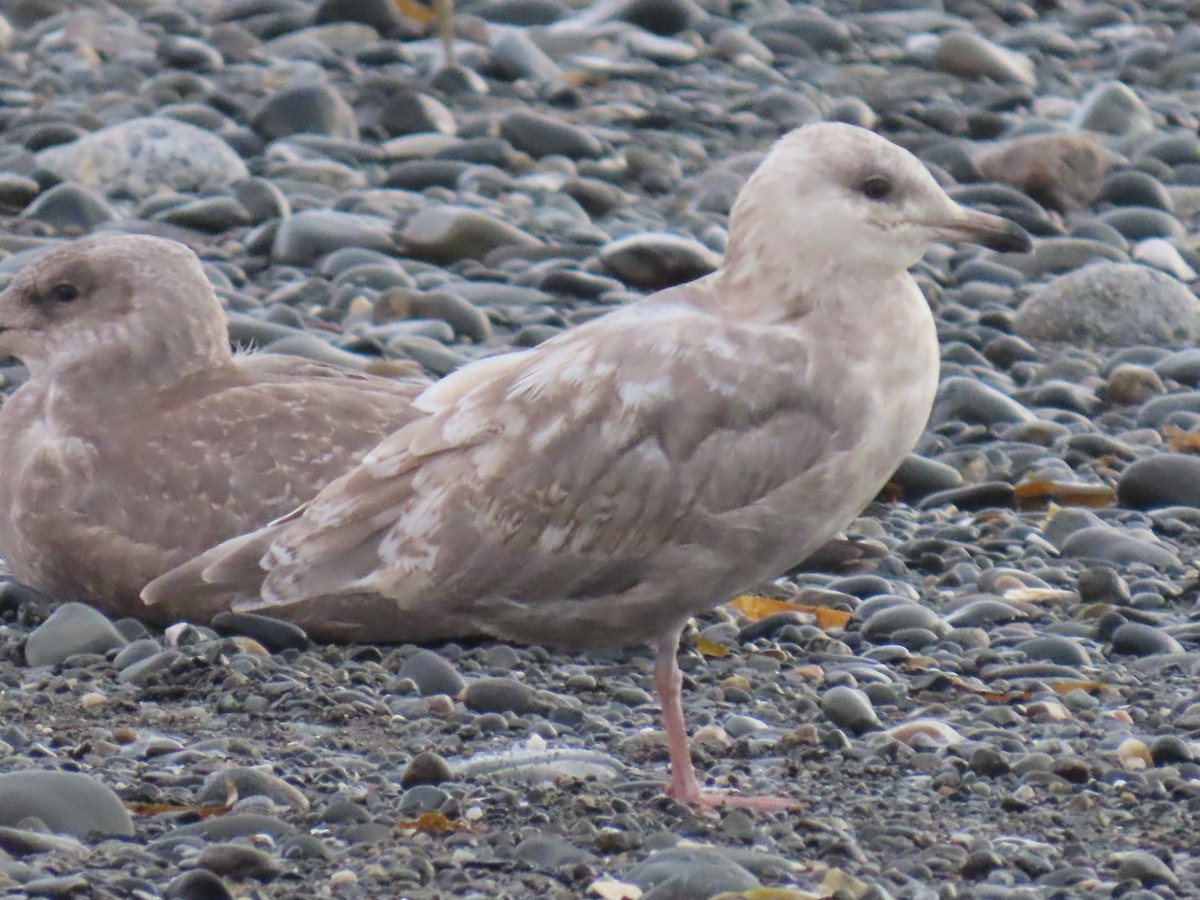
[723,122,1030,283]
[0,235,230,377]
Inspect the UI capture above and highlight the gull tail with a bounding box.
[141,523,286,612]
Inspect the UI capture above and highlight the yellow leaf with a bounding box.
[391,0,437,25]
[1014,479,1115,510]
[727,595,851,630]
[396,812,469,834]
[1049,680,1105,696]
[695,636,731,658]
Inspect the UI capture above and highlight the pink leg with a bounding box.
[652,629,802,812]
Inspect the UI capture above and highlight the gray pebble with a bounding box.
[1119,454,1200,509]
[500,110,604,160]
[1111,622,1185,656]
[198,766,309,812]
[164,868,233,900]
[821,684,881,734]
[401,205,542,264]
[931,376,1035,427]
[272,209,395,265]
[25,602,127,667]
[599,232,720,291]
[253,83,358,140]
[194,843,284,881]
[1061,525,1181,568]
[397,648,466,696]
[0,770,133,838]
[22,183,115,231]
[464,676,547,715]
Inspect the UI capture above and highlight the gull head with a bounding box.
[0,235,229,377]
[723,122,1031,283]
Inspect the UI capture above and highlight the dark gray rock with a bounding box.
[253,84,358,141]
[1118,455,1200,509]
[499,110,603,159]
[22,183,114,231]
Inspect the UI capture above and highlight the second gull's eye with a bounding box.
[49,283,78,303]
[859,174,893,201]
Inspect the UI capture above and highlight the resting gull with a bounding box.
[146,123,1032,807]
[0,235,428,626]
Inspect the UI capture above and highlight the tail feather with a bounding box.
[141,524,283,611]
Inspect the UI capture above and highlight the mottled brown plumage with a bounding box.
[0,235,428,625]
[148,124,1031,807]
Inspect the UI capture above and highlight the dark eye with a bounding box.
[49,283,78,303]
[859,174,893,201]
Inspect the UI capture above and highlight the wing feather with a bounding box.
[248,302,851,617]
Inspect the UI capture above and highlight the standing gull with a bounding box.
[146,124,1031,808]
[0,235,429,626]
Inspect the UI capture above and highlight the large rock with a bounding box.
[0,770,134,838]
[1014,263,1200,346]
[36,117,248,198]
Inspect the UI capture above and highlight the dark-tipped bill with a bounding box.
[932,207,1033,254]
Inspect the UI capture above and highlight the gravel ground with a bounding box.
[3,0,1200,897]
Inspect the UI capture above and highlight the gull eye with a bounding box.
[859,174,893,201]
[49,282,78,303]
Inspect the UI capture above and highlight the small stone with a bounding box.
[860,602,944,642]
[821,685,881,734]
[977,131,1108,212]
[209,612,310,653]
[514,833,597,869]
[199,767,310,812]
[402,206,542,264]
[599,232,720,291]
[930,376,1035,427]
[1102,363,1165,405]
[272,210,395,265]
[1133,238,1196,280]
[194,843,284,881]
[1075,81,1153,134]
[932,31,1036,86]
[315,0,406,33]
[1112,850,1179,887]
[396,649,466,697]
[464,677,547,715]
[401,750,455,787]
[1111,622,1185,656]
[25,602,127,667]
[1115,737,1152,771]
[627,847,760,897]
[157,35,224,72]
[499,110,602,159]
[1149,734,1192,765]
[1061,525,1180,568]
[165,868,234,900]
[380,91,457,137]
[1119,455,1200,509]
[252,83,358,140]
[22,183,115,231]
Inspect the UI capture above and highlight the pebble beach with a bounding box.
[3,0,1200,897]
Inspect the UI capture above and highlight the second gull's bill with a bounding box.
[146,123,1032,808]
